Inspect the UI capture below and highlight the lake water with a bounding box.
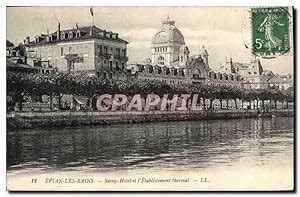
[7,117,294,174]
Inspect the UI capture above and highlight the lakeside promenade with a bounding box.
[7,109,294,129]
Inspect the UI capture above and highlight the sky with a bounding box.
[6,6,294,74]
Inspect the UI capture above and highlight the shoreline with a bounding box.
[7,109,294,130]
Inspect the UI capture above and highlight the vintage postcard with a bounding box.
[6,6,294,191]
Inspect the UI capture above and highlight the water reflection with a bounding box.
[7,117,294,173]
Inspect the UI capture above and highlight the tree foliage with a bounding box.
[7,71,294,111]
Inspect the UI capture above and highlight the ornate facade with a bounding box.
[218,57,293,90]
[151,16,188,68]
[24,23,129,80]
[130,17,243,88]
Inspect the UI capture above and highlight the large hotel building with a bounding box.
[25,23,128,80]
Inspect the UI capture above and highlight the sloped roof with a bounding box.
[232,62,249,69]
[27,25,128,46]
[267,76,293,84]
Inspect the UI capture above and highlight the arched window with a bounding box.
[214,73,217,79]
[192,68,201,79]
[158,67,162,74]
[149,66,154,73]
[174,69,178,76]
[158,56,165,65]
[166,68,170,75]
[61,32,65,39]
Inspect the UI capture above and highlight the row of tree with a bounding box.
[7,71,294,111]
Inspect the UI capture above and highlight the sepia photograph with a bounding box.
[5,6,294,191]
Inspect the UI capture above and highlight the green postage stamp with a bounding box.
[251,7,290,56]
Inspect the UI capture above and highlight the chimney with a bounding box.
[89,26,93,36]
[57,23,61,39]
[76,23,79,29]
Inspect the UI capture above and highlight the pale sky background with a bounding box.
[6,6,293,74]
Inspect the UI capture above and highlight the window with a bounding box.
[109,61,113,71]
[97,45,103,56]
[181,55,183,62]
[166,68,170,75]
[158,67,162,74]
[116,62,119,71]
[116,48,120,56]
[174,69,178,76]
[60,47,64,56]
[121,63,125,71]
[158,56,165,65]
[97,45,100,54]
[248,72,251,75]
[149,66,153,73]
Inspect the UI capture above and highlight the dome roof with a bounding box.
[152,17,185,45]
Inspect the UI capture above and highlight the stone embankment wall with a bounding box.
[7,109,294,129]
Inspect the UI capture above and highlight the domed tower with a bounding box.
[151,16,185,67]
[200,45,209,68]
